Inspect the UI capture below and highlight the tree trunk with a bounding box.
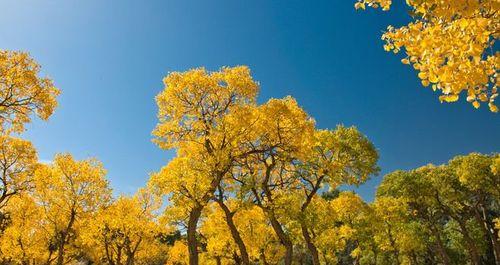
[431,226,451,265]
[125,255,134,265]
[386,226,399,264]
[474,204,500,265]
[457,219,481,265]
[260,250,270,265]
[233,252,242,265]
[187,206,203,265]
[409,252,418,265]
[300,222,320,265]
[483,209,500,265]
[491,223,500,265]
[267,213,293,265]
[216,200,250,265]
[125,237,141,265]
[257,161,293,265]
[56,210,76,265]
[56,232,66,265]
[117,246,123,265]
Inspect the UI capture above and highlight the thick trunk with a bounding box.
[55,229,68,265]
[457,220,481,265]
[256,161,293,265]
[125,255,134,265]
[474,204,500,265]
[432,227,451,265]
[409,252,418,265]
[260,251,270,265]
[216,200,250,265]
[56,210,76,265]
[117,247,122,265]
[268,213,293,265]
[125,238,141,265]
[483,209,500,265]
[187,206,203,265]
[387,227,399,264]
[232,252,242,265]
[298,176,324,264]
[300,222,320,265]
[104,242,114,265]
[491,226,500,265]
[485,216,500,265]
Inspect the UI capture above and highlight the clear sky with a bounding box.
[1,0,498,201]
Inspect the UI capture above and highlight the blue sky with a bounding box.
[1,0,498,201]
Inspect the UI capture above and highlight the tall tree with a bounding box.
[0,135,38,210]
[450,153,500,264]
[151,66,259,265]
[233,97,316,265]
[81,190,166,265]
[33,153,112,265]
[377,168,455,264]
[294,126,379,265]
[377,153,500,265]
[0,194,48,264]
[200,201,284,264]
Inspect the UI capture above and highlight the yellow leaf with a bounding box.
[472,101,480,109]
[459,19,469,29]
[418,71,428,79]
[439,94,459,103]
[489,103,498,113]
[466,94,476,102]
[428,74,439,83]
[354,2,366,10]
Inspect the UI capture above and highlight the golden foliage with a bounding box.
[81,192,167,264]
[0,135,38,209]
[0,50,60,133]
[355,0,499,112]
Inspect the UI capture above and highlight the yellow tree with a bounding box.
[33,153,112,265]
[0,135,38,210]
[231,97,315,265]
[232,206,284,264]
[375,158,499,264]
[200,201,284,264]
[0,50,60,133]
[165,240,189,265]
[369,196,427,264]
[200,202,241,264]
[81,190,167,265]
[151,66,259,265]
[294,126,378,265]
[0,194,48,264]
[450,153,500,263]
[327,192,372,263]
[298,193,363,264]
[355,0,499,112]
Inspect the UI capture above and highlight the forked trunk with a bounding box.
[267,213,293,265]
[431,226,451,265]
[301,222,320,265]
[217,200,250,265]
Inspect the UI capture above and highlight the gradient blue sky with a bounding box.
[1,0,498,201]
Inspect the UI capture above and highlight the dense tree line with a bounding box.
[2,0,499,264]
[0,53,497,265]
